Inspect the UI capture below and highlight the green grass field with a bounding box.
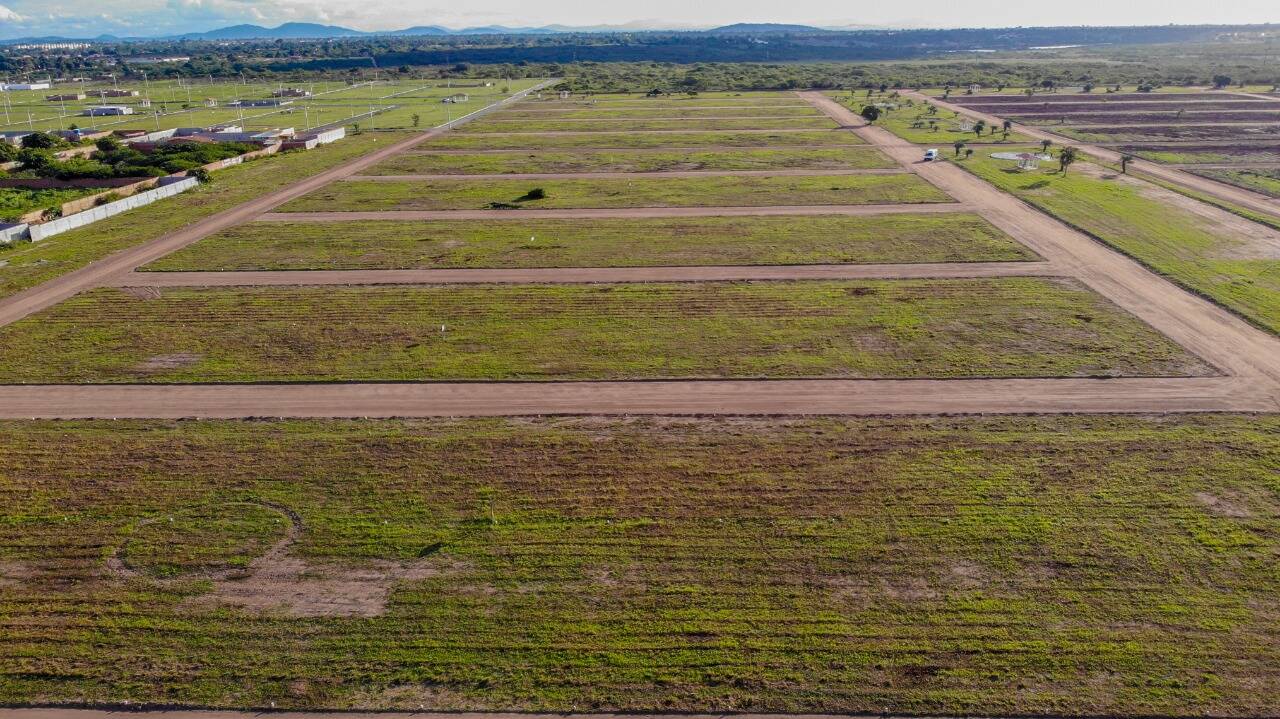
[1190,168,1280,199]
[497,106,823,119]
[421,129,866,150]
[957,149,1280,334]
[458,117,837,133]
[281,174,947,211]
[365,147,898,174]
[0,187,100,222]
[146,214,1035,271]
[0,279,1208,383]
[1,413,1277,713]
[0,132,414,303]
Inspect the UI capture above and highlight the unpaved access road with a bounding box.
[0,81,557,330]
[905,90,1280,219]
[0,376,1272,419]
[116,262,1054,287]
[802,91,1280,386]
[345,168,907,181]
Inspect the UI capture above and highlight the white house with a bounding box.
[82,105,135,116]
[3,82,51,91]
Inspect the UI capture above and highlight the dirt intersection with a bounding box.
[0,89,1277,417]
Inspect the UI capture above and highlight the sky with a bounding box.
[0,0,1277,38]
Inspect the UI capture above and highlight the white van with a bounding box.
[923,148,939,161]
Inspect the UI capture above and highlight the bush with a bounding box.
[189,168,213,185]
[519,187,547,201]
[20,132,64,150]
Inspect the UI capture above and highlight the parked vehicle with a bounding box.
[923,148,939,161]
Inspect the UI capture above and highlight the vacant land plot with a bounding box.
[1190,168,1280,198]
[1058,125,1280,142]
[948,92,1268,106]
[366,147,898,174]
[1016,111,1280,126]
[497,106,823,119]
[0,279,1208,383]
[0,132,413,303]
[147,214,1033,271]
[1120,144,1280,164]
[2,414,1277,713]
[421,129,865,150]
[959,150,1280,334]
[280,174,949,211]
[459,117,837,132]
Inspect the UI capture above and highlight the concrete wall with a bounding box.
[28,177,198,242]
[0,223,29,245]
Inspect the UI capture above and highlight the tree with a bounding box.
[1120,154,1135,174]
[95,136,122,153]
[1058,146,1078,173]
[1041,139,1053,153]
[411,113,421,128]
[20,131,61,150]
[1212,74,1232,89]
[973,119,986,136]
[954,141,965,157]
[1002,119,1012,133]
[964,148,974,159]
[859,105,881,124]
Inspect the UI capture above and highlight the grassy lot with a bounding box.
[0,279,1207,383]
[826,94,1034,144]
[957,149,1280,334]
[497,106,823,119]
[1191,168,1280,199]
[421,129,865,150]
[146,214,1035,271]
[458,117,837,133]
[1123,147,1280,164]
[1,414,1278,713]
[367,147,898,174]
[281,174,948,211]
[0,132,414,303]
[0,187,101,222]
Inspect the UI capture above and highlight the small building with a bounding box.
[2,82,51,91]
[1016,153,1041,171]
[272,88,313,98]
[100,89,140,98]
[441,93,469,103]
[54,128,111,143]
[83,105,134,116]
[46,93,87,102]
[0,131,33,146]
[203,97,218,107]
[229,98,293,108]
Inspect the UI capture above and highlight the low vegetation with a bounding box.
[0,132,412,302]
[422,129,865,150]
[0,186,99,222]
[13,139,257,182]
[958,149,1280,334]
[281,174,947,211]
[147,213,1034,271]
[0,279,1208,383]
[457,116,837,133]
[367,147,898,174]
[1,414,1277,713]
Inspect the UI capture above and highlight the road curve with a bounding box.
[115,262,1056,287]
[0,377,1272,419]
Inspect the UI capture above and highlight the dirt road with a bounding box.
[0,376,1271,419]
[802,91,1280,385]
[115,262,1054,287]
[0,81,557,331]
[258,203,968,222]
[905,90,1280,219]
[345,168,907,181]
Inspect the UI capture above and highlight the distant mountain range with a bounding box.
[0,21,838,44]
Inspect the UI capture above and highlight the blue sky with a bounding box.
[0,0,1276,38]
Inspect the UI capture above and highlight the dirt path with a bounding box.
[905,90,1280,219]
[345,168,908,181]
[404,144,874,155]
[116,262,1054,287]
[0,376,1271,419]
[801,91,1280,386]
[0,81,557,330]
[258,204,968,222]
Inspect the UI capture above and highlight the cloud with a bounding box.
[0,4,23,21]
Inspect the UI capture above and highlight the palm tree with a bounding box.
[1059,146,1078,173]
